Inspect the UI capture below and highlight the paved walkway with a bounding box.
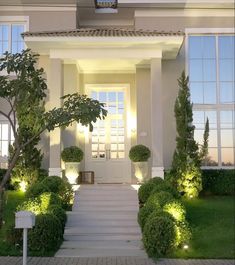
[0,257,234,265]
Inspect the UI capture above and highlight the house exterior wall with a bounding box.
[0,10,76,31]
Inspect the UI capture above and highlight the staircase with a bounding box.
[55,184,147,258]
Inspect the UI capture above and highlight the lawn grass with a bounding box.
[0,190,25,256]
[169,196,235,259]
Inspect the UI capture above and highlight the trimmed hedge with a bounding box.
[29,213,63,252]
[151,182,180,199]
[138,182,155,204]
[17,192,62,214]
[143,214,176,257]
[48,204,67,229]
[26,176,73,209]
[26,182,50,198]
[138,203,159,231]
[146,191,174,208]
[201,169,235,195]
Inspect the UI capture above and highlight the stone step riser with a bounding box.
[72,206,139,211]
[60,240,142,250]
[66,220,139,227]
[64,234,142,241]
[73,200,138,206]
[64,227,141,235]
[55,249,147,258]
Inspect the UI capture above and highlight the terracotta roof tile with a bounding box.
[22,28,184,38]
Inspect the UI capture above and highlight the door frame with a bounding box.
[84,83,131,183]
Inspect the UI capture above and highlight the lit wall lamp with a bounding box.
[94,0,118,13]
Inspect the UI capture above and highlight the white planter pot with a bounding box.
[133,161,149,183]
[65,162,80,184]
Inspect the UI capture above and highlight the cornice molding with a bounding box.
[0,5,76,12]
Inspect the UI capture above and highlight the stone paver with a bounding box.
[0,257,234,265]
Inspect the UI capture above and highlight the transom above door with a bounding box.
[85,84,131,184]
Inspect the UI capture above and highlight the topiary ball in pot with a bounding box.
[129,145,151,183]
[61,146,84,185]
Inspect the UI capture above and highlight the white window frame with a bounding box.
[185,28,235,169]
[0,16,29,56]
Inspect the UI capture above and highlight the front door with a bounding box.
[85,85,131,183]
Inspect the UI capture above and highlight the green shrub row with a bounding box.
[138,177,191,257]
[7,176,72,254]
[26,175,73,209]
[201,169,235,195]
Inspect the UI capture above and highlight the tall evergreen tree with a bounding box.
[170,71,209,198]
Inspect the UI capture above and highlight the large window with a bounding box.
[0,23,25,56]
[188,34,235,167]
[0,119,14,168]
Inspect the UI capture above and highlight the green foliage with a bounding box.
[201,169,235,195]
[39,192,62,212]
[0,49,107,190]
[6,224,23,245]
[17,192,62,214]
[17,197,42,215]
[138,182,155,204]
[175,220,191,247]
[25,182,50,198]
[151,182,180,199]
[41,176,73,209]
[163,199,186,222]
[138,203,158,231]
[148,177,164,185]
[61,146,84,162]
[143,215,176,257]
[129,144,151,162]
[48,204,67,229]
[28,213,63,252]
[147,191,174,208]
[170,71,208,198]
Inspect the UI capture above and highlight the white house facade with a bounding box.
[0,0,234,183]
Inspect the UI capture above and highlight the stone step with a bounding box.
[66,212,138,221]
[77,190,137,196]
[72,205,139,212]
[60,240,142,250]
[64,234,142,241]
[55,248,147,258]
[64,226,141,235]
[78,185,136,190]
[66,219,139,227]
[74,199,138,206]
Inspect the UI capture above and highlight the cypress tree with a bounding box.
[170,71,209,198]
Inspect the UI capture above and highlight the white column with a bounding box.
[150,58,164,178]
[49,59,63,176]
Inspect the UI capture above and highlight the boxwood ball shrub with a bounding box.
[138,182,155,204]
[148,177,164,185]
[39,192,62,212]
[48,204,67,229]
[41,176,73,208]
[138,177,165,204]
[151,182,180,199]
[175,220,191,247]
[143,214,176,257]
[146,191,174,208]
[29,213,63,252]
[61,146,84,162]
[129,144,151,162]
[25,182,50,198]
[138,203,159,231]
[163,199,186,222]
[17,197,42,215]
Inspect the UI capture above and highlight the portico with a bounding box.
[23,28,184,182]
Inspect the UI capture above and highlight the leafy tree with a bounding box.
[0,49,107,226]
[170,71,209,198]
